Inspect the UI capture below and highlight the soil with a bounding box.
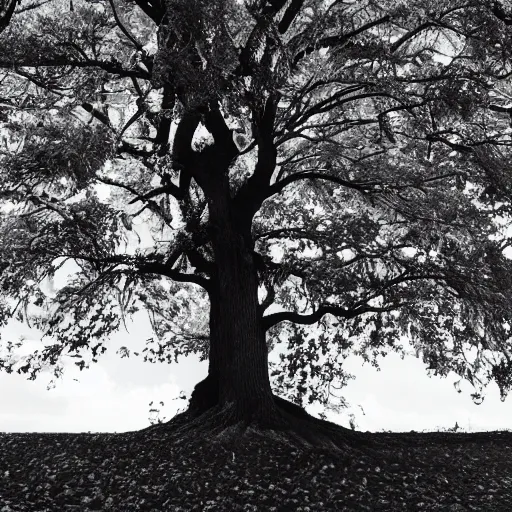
[0,411,511,511]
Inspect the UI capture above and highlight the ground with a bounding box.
[0,413,511,511]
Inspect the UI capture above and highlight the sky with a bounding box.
[1,310,511,434]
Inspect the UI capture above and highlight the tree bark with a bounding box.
[187,171,279,425]
[171,169,372,452]
[176,123,364,450]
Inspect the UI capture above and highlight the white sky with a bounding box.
[1,311,511,434]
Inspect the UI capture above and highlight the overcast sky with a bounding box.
[1,310,510,434]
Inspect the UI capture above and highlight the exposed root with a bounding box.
[139,393,386,461]
[134,373,390,458]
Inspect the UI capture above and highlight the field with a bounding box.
[1,425,511,511]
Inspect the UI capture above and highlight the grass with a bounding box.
[0,422,511,511]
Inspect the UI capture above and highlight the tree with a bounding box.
[1,0,512,445]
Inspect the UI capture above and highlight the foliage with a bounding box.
[0,0,512,412]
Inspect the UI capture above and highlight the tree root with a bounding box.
[139,392,388,460]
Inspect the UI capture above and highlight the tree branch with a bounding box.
[117,141,155,158]
[186,248,215,275]
[129,182,184,202]
[286,90,405,131]
[266,170,372,199]
[293,15,391,66]
[14,0,51,14]
[260,0,288,16]
[0,58,149,79]
[203,104,238,162]
[27,195,72,222]
[138,261,210,291]
[233,96,278,221]
[108,0,143,51]
[426,133,473,153]
[81,102,113,130]
[0,0,16,33]
[489,104,512,113]
[95,176,173,224]
[154,84,175,156]
[57,252,210,291]
[391,19,467,53]
[173,110,201,169]
[258,283,276,315]
[172,109,202,196]
[278,0,305,34]
[263,303,400,330]
[390,22,437,53]
[132,0,165,25]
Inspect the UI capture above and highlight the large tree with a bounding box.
[1,0,512,443]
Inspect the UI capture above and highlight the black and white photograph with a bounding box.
[0,0,512,509]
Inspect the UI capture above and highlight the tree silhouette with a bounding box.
[1,0,512,444]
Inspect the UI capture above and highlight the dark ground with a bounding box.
[0,423,511,511]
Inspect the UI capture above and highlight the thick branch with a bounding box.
[233,96,278,220]
[489,104,512,113]
[186,248,215,275]
[0,0,16,33]
[0,58,149,79]
[293,15,391,66]
[259,284,276,315]
[154,84,175,156]
[203,105,239,162]
[263,303,399,330]
[278,0,305,34]
[172,110,203,197]
[173,110,201,170]
[489,104,512,126]
[132,0,165,25]
[237,2,290,76]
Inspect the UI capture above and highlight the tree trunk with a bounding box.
[170,182,375,451]
[176,155,372,454]
[188,176,280,425]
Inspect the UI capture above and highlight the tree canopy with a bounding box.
[1,0,512,419]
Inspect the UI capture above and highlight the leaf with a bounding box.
[116,346,130,358]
